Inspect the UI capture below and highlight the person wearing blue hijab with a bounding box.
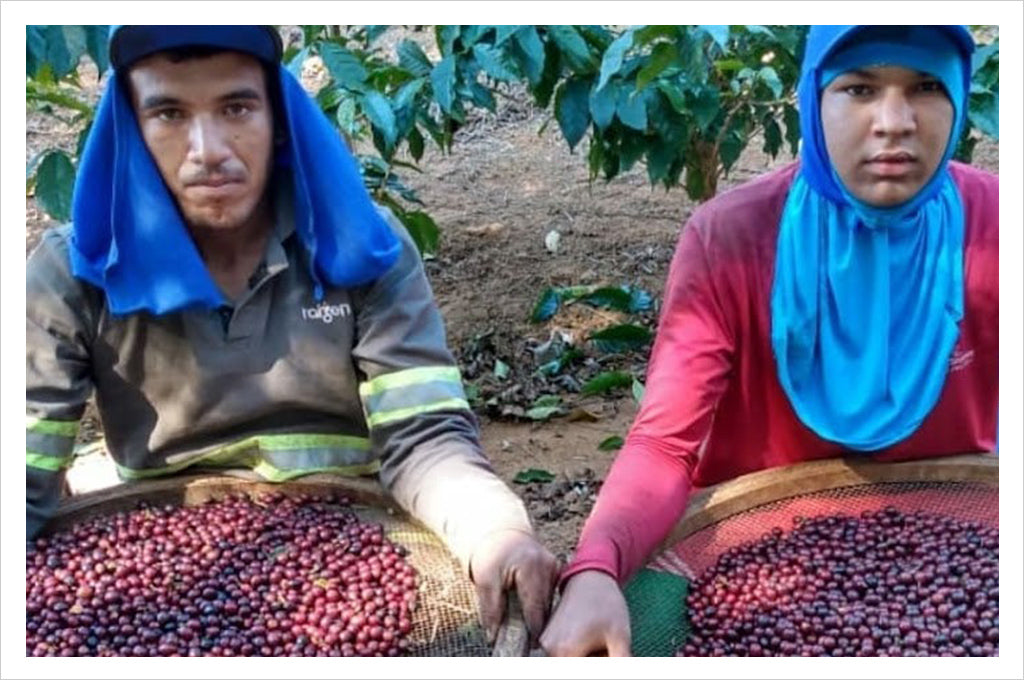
[26,26,559,648]
[772,25,975,450]
[541,25,998,657]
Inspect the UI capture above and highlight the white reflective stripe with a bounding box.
[362,378,467,418]
[365,397,471,428]
[359,366,463,397]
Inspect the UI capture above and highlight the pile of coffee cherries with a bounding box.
[680,507,998,657]
[27,493,419,657]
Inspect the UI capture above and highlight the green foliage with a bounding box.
[955,37,999,163]
[526,281,653,461]
[25,25,1002,236]
[530,284,654,322]
[554,77,592,150]
[581,370,635,396]
[493,358,511,380]
[578,286,634,312]
[460,24,999,200]
[394,26,801,201]
[397,210,441,256]
[513,467,556,483]
[632,378,646,405]
[26,26,109,223]
[594,379,644,452]
[302,26,499,256]
[525,395,564,421]
[33,151,76,222]
[589,324,653,353]
[529,279,654,415]
[536,347,583,377]
[598,435,624,451]
[519,25,810,201]
[531,287,563,323]
[582,285,654,313]
[27,25,109,81]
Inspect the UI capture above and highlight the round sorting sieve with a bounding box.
[41,473,529,657]
[624,454,998,657]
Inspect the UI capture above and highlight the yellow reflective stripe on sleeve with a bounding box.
[27,451,73,472]
[26,417,79,437]
[365,397,471,428]
[116,433,373,480]
[251,434,371,452]
[119,458,380,482]
[161,433,371,465]
[251,460,381,483]
[358,366,463,398]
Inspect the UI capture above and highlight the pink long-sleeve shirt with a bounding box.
[566,161,998,585]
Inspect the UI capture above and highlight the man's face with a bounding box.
[821,65,955,207]
[128,51,274,231]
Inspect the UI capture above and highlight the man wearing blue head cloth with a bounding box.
[26,25,557,647]
[541,25,998,656]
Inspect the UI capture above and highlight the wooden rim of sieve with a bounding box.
[656,453,998,555]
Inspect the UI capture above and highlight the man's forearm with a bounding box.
[376,417,532,571]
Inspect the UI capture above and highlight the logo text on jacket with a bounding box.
[302,302,352,324]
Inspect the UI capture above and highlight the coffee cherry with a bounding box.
[27,494,419,656]
[679,509,997,657]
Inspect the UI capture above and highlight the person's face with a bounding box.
[128,51,274,232]
[821,65,955,207]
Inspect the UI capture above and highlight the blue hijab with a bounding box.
[771,26,974,451]
[69,27,401,315]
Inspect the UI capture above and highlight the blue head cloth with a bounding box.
[69,26,401,315]
[798,25,973,216]
[770,26,974,451]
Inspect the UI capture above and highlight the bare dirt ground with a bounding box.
[25,31,999,565]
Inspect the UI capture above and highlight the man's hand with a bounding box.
[540,569,632,656]
[468,528,559,643]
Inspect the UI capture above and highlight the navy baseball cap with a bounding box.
[109,25,283,70]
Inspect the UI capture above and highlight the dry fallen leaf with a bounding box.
[465,222,506,236]
[566,407,602,423]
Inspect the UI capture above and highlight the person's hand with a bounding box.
[540,569,632,656]
[468,528,559,643]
